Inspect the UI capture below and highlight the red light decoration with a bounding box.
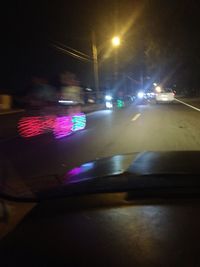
[18,117,44,138]
[18,113,86,139]
[42,116,56,132]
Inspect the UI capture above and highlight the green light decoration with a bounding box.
[117,99,124,108]
[72,113,86,131]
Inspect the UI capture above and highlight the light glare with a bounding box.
[155,86,162,93]
[112,36,120,47]
[106,101,113,109]
[137,91,144,99]
[105,95,112,101]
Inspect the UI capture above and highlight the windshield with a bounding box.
[1,1,200,199]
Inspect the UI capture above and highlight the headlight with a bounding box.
[106,101,113,108]
[137,91,144,99]
[105,95,112,101]
[155,86,162,93]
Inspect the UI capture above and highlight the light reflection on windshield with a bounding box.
[65,162,95,184]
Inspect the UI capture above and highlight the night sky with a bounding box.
[1,0,200,94]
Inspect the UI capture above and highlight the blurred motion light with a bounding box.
[155,86,161,93]
[117,99,124,108]
[53,116,73,139]
[137,91,144,99]
[112,36,120,47]
[18,113,86,139]
[106,101,113,109]
[59,100,75,104]
[72,113,86,132]
[153,83,157,87]
[18,116,43,138]
[105,95,112,101]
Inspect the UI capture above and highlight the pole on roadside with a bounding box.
[92,31,99,101]
[114,49,118,83]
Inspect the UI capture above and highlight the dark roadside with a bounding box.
[0,112,26,140]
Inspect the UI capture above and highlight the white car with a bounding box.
[156,89,175,103]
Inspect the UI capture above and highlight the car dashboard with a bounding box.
[1,192,200,266]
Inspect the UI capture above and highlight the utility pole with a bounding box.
[114,49,118,83]
[92,31,99,99]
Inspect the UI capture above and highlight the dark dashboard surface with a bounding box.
[1,192,200,266]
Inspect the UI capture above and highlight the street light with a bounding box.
[92,34,121,100]
[111,36,121,84]
[111,36,121,47]
[52,36,122,101]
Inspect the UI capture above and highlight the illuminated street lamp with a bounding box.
[111,36,121,47]
[52,35,122,100]
[111,36,121,84]
[92,34,121,99]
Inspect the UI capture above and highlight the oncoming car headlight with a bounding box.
[137,91,144,99]
[105,95,112,101]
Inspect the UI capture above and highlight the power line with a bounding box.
[51,44,92,63]
[126,75,141,84]
[52,40,92,59]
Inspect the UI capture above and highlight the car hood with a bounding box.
[2,151,200,201]
[37,151,200,199]
[64,151,200,183]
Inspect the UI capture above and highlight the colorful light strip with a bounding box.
[18,113,86,139]
[42,116,56,131]
[53,116,73,139]
[72,113,86,132]
[64,162,95,184]
[117,99,124,108]
[18,116,43,138]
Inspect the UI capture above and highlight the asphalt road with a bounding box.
[1,99,200,182]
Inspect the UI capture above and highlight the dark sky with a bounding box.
[1,0,200,93]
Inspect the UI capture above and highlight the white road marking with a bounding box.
[175,98,200,112]
[132,113,141,121]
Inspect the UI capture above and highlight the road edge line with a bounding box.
[175,98,200,112]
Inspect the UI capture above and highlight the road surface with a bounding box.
[1,99,200,182]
